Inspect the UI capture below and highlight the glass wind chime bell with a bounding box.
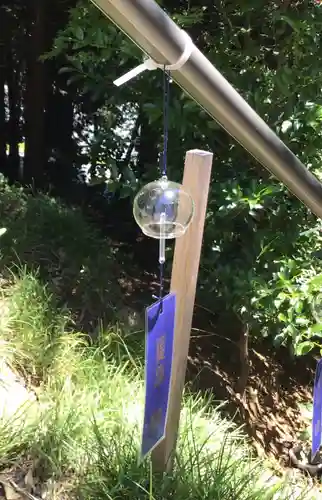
[132,69,194,270]
[133,175,194,263]
[113,38,195,273]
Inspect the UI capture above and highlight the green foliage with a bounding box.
[4,0,322,354]
[46,0,322,356]
[0,179,123,331]
[44,1,142,191]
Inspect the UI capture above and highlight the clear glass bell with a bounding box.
[133,176,194,240]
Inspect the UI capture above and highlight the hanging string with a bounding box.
[158,68,171,302]
[161,68,170,177]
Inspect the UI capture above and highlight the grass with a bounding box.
[0,176,123,333]
[0,181,315,499]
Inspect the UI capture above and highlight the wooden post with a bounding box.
[152,149,213,472]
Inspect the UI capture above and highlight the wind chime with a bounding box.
[114,32,194,460]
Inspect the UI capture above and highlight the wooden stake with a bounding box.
[152,149,213,472]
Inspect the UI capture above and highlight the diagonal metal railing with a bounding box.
[91,0,322,219]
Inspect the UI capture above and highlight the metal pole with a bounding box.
[91,0,322,219]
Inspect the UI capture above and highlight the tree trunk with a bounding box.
[7,48,21,182]
[0,8,7,174]
[235,323,250,397]
[0,80,5,172]
[45,81,76,191]
[24,0,46,187]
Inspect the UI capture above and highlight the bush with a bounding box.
[0,178,123,332]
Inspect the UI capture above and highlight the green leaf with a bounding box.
[311,323,322,333]
[75,27,84,41]
[58,67,73,75]
[308,274,322,292]
[273,332,286,347]
[72,59,83,72]
[295,317,308,326]
[91,28,103,47]
[295,341,314,356]
[279,15,301,34]
[67,74,83,86]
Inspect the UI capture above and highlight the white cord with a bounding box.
[113,30,193,87]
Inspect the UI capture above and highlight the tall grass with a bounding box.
[0,270,312,499]
[0,183,314,498]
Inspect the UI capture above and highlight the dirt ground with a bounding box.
[187,320,316,469]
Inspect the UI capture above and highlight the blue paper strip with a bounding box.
[312,358,322,458]
[140,292,176,461]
